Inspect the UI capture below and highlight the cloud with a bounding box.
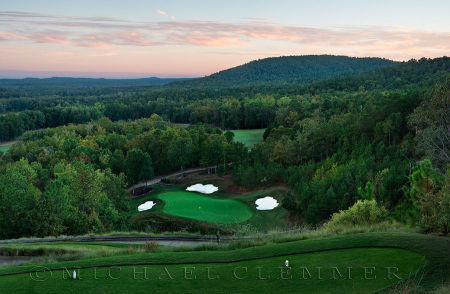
[157,9,168,16]
[88,51,118,57]
[0,11,51,18]
[31,32,72,45]
[53,51,73,56]
[245,17,272,22]
[0,32,28,41]
[169,32,245,47]
[0,11,126,23]
[0,10,448,58]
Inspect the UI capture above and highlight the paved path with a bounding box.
[0,229,304,247]
[128,166,217,192]
[0,234,226,245]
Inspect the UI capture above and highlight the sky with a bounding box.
[0,0,449,78]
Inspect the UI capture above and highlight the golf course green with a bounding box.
[230,129,265,147]
[159,191,253,224]
[0,143,13,153]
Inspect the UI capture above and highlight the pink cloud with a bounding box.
[156,9,167,16]
[169,32,246,47]
[0,32,28,40]
[0,11,448,58]
[53,51,73,56]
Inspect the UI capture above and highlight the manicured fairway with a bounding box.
[0,140,15,153]
[159,191,253,224]
[0,248,425,294]
[0,232,447,293]
[0,145,11,153]
[230,129,265,147]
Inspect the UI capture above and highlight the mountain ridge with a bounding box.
[167,55,397,88]
[0,77,191,89]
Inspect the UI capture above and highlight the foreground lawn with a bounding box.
[0,232,447,293]
[229,129,265,147]
[0,248,424,294]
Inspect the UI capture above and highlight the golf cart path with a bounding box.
[128,165,217,192]
[0,230,303,246]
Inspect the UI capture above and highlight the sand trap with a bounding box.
[138,201,156,211]
[186,184,218,194]
[255,196,279,210]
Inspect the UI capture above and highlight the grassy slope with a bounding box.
[0,243,122,253]
[0,232,447,293]
[0,248,424,294]
[224,188,288,232]
[230,129,265,148]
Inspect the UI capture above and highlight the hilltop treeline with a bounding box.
[168,55,395,88]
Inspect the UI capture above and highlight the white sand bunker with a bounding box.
[255,196,279,210]
[186,184,218,194]
[138,201,156,211]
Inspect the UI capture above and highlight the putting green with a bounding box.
[230,129,265,147]
[158,191,253,223]
[0,145,11,153]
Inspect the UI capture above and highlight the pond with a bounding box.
[0,256,30,267]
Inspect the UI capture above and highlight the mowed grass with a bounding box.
[0,243,126,264]
[159,191,253,224]
[0,248,424,294]
[224,188,288,232]
[131,184,288,231]
[230,129,265,147]
[0,232,444,294]
[0,143,13,153]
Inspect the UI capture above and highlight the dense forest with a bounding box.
[233,80,449,229]
[0,57,447,142]
[0,55,448,238]
[0,116,247,238]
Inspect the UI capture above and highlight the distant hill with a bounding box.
[168,55,396,88]
[0,77,191,89]
[298,56,450,93]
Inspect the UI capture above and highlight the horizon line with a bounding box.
[1,54,446,79]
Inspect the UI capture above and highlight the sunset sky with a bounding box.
[0,0,449,78]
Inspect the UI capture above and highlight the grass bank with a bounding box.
[0,232,447,293]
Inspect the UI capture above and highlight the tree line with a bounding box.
[0,57,447,142]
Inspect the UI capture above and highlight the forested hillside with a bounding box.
[0,116,247,238]
[0,56,448,239]
[0,57,447,141]
[169,55,396,88]
[233,80,449,229]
